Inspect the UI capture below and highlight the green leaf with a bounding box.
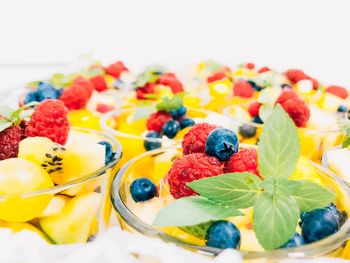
[180,222,212,239]
[343,137,350,148]
[0,105,15,119]
[262,177,301,196]
[188,172,262,209]
[292,180,335,212]
[258,104,273,122]
[156,94,184,112]
[253,192,299,250]
[153,196,242,227]
[258,105,300,178]
[0,121,13,132]
[134,65,167,88]
[50,73,66,87]
[339,119,350,148]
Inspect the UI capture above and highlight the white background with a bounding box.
[0,0,349,91]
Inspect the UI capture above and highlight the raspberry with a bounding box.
[0,126,22,160]
[207,71,227,83]
[96,103,114,113]
[182,123,218,155]
[167,153,223,199]
[136,83,156,100]
[326,85,348,99]
[247,102,261,117]
[246,63,255,70]
[233,81,254,98]
[90,75,108,92]
[25,99,69,145]
[105,61,127,78]
[146,111,172,133]
[258,67,270,73]
[157,73,184,94]
[285,69,319,89]
[59,82,91,110]
[224,148,260,178]
[275,90,299,105]
[73,77,94,97]
[280,98,310,127]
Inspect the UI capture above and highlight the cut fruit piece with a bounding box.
[0,158,53,222]
[240,229,264,252]
[39,195,70,217]
[326,148,350,183]
[291,156,325,187]
[318,93,345,112]
[39,192,101,244]
[0,221,51,243]
[18,133,106,186]
[68,110,101,130]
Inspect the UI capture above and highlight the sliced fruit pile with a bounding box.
[0,99,116,244]
[125,105,347,252]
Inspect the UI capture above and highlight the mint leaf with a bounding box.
[262,177,301,196]
[258,105,300,178]
[188,172,262,209]
[153,196,242,227]
[258,104,273,122]
[339,119,350,148]
[253,192,299,250]
[0,105,15,119]
[292,180,335,212]
[180,222,212,239]
[156,94,184,112]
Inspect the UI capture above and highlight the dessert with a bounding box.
[112,105,350,260]
[0,99,121,244]
[20,60,128,130]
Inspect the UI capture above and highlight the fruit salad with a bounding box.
[112,105,350,261]
[20,60,128,130]
[101,94,231,165]
[0,99,121,244]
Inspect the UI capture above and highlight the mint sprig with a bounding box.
[0,102,37,132]
[134,65,167,88]
[338,118,350,148]
[153,105,335,250]
[156,94,184,112]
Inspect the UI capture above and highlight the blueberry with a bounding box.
[130,178,157,202]
[176,106,187,117]
[162,120,180,139]
[24,91,39,104]
[280,233,305,248]
[326,203,348,226]
[37,82,61,101]
[252,115,264,124]
[238,124,257,138]
[170,109,179,119]
[205,128,239,161]
[338,105,347,113]
[205,220,241,249]
[281,83,293,90]
[144,131,162,151]
[247,80,262,91]
[181,118,195,129]
[301,208,340,244]
[98,141,116,164]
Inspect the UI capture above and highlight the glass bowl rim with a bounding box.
[0,126,123,199]
[222,105,343,135]
[100,106,222,143]
[111,144,350,260]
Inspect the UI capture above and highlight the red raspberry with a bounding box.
[326,85,348,99]
[224,148,260,178]
[258,67,270,73]
[146,111,173,133]
[275,90,299,105]
[246,63,255,70]
[157,73,184,94]
[25,99,69,145]
[90,75,108,92]
[207,71,227,83]
[0,126,22,160]
[73,77,94,97]
[233,80,254,98]
[167,153,223,199]
[285,69,319,89]
[136,83,156,100]
[96,103,114,113]
[59,82,91,110]
[182,123,218,155]
[105,61,127,78]
[280,98,310,127]
[248,102,261,117]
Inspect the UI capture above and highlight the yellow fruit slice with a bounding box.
[68,110,101,130]
[240,229,264,252]
[39,192,101,244]
[290,157,325,187]
[39,195,70,217]
[208,79,232,98]
[0,158,53,222]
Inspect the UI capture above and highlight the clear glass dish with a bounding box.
[111,145,350,262]
[223,105,344,162]
[0,127,122,244]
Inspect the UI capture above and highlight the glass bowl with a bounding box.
[0,127,122,244]
[223,105,344,162]
[111,145,350,262]
[100,106,228,166]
